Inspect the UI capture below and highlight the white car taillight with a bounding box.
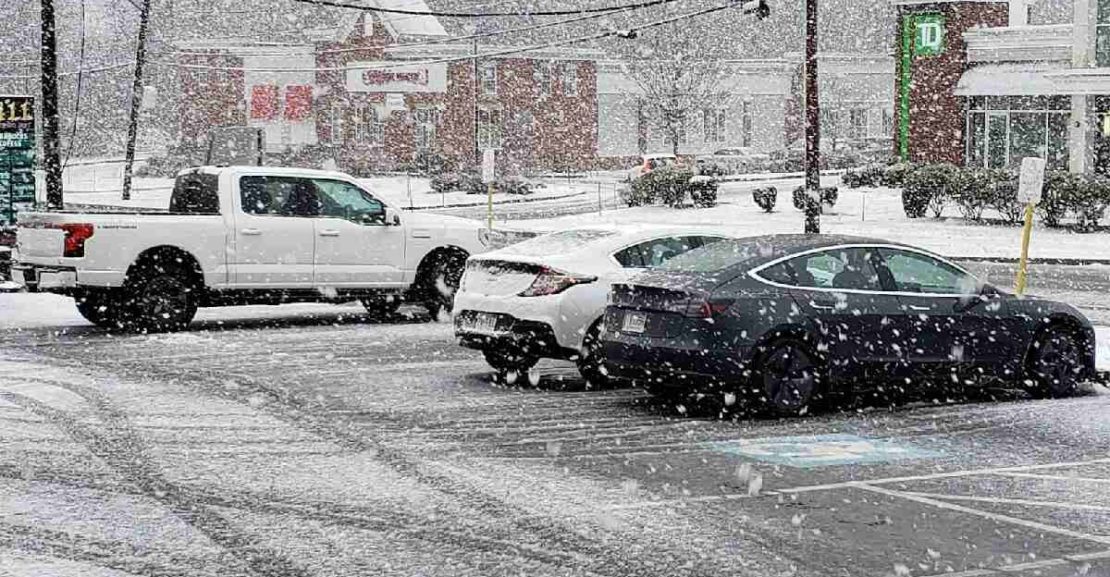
[518,267,597,297]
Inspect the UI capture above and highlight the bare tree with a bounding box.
[611,22,732,156]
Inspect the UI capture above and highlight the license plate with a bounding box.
[461,312,500,335]
[621,311,647,334]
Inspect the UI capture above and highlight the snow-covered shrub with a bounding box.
[821,186,838,208]
[950,168,994,221]
[632,165,696,207]
[697,161,728,178]
[752,186,777,212]
[689,177,719,207]
[902,163,957,219]
[842,165,885,188]
[1039,171,1078,228]
[497,177,534,196]
[431,172,484,195]
[986,177,1023,225]
[881,162,916,188]
[1071,174,1110,231]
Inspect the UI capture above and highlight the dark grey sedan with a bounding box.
[602,234,1097,416]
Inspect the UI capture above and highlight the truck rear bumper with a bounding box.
[11,264,77,293]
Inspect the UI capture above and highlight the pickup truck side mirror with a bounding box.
[384,207,401,226]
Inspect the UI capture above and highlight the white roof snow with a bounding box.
[955,63,1066,96]
[372,0,448,37]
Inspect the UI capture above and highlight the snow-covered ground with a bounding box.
[58,167,600,211]
[508,183,1110,261]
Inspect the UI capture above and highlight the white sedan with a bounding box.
[452,225,735,383]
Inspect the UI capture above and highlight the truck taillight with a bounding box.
[60,223,95,257]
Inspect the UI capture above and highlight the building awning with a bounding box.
[955,64,1067,96]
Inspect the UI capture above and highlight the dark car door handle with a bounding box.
[809,298,837,311]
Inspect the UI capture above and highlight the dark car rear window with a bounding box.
[657,238,779,273]
[169,173,220,215]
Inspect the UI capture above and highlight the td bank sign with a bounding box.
[914,14,945,57]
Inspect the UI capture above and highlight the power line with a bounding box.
[62,0,88,171]
[0,61,135,80]
[287,0,682,17]
[155,0,760,74]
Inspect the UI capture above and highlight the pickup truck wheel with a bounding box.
[120,262,199,333]
[74,289,123,329]
[423,253,466,320]
[360,296,402,320]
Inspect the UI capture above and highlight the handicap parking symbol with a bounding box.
[708,433,944,469]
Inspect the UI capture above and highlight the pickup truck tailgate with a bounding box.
[17,227,65,259]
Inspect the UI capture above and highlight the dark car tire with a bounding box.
[360,296,403,320]
[484,350,538,382]
[576,322,610,388]
[422,253,466,320]
[1025,325,1085,399]
[753,338,824,417]
[118,262,199,333]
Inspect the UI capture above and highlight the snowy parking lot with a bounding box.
[1,293,1110,576]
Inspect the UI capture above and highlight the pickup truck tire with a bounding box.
[360,296,402,320]
[74,289,124,329]
[420,250,467,319]
[119,261,199,333]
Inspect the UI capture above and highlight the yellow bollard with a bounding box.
[487,181,494,231]
[1014,202,1035,296]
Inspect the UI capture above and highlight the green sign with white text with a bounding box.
[0,95,36,226]
[914,13,945,57]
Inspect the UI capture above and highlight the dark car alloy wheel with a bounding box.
[576,323,610,387]
[484,350,538,382]
[1027,326,1084,398]
[757,339,822,416]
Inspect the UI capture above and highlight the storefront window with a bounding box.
[480,63,498,95]
[1098,0,1110,66]
[413,109,438,151]
[964,96,1069,171]
[477,108,502,150]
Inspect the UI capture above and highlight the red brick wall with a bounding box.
[178,53,245,145]
[894,2,1008,165]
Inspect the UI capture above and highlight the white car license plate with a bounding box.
[462,313,500,335]
[622,311,647,334]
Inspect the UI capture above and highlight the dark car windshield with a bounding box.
[657,238,780,272]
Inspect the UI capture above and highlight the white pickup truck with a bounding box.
[13,165,491,331]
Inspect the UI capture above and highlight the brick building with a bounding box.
[894,0,1110,174]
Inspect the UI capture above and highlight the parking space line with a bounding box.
[922,550,1110,577]
[854,484,1110,546]
[1066,549,1110,562]
[993,558,1070,574]
[999,472,1110,485]
[899,491,1110,514]
[778,457,1110,496]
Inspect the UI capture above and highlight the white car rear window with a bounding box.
[501,230,617,257]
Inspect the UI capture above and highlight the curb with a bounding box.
[404,190,588,211]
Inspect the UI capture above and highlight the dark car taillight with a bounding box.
[519,267,597,297]
[59,223,95,257]
[682,298,734,318]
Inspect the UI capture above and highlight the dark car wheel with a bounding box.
[1026,326,1085,399]
[755,339,823,417]
[576,323,610,388]
[484,350,538,383]
[74,289,124,329]
[360,296,403,320]
[423,253,466,320]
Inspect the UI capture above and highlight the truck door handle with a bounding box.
[319,230,340,237]
[908,305,931,312]
[241,228,262,236]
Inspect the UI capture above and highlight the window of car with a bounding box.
[312,179,386,224]
[239,176,320,217]
[879,249,977,294]
[613,236,718,268]
[762,248,885,291]
[657,238,775,273]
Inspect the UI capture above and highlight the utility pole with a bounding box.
[803,0,821,234]
[40,0,63,209]
[472,37,481,168]
[122,0,153,201]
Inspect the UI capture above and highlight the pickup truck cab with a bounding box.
[13,165,491,331]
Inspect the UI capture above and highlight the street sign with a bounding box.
[1018,156,1046,204]
[0,96,37,226]
[708,434,943,469]
[481,149,496,184]
[914,13,945,57]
